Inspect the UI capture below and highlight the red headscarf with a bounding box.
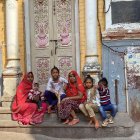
[12,72,34,112]
[66,70,87,102]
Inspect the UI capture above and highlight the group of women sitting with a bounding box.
[12,66,117,129]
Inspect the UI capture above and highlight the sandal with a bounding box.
[102,119,109,127]
[68,118,79,126]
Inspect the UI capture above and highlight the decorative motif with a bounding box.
[36,23,48,48]
[36,57,50,84]
[34,0,49,48]
[7,0,17,9]
[56,0,72,47]
[60,23,70,46]
[38,0,44,4]
[58,57,72,79]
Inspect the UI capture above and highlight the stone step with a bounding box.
[0,112,135,138]
[0,107,12,120]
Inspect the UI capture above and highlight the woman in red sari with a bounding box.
[59,70,87,125]
[12,72,47,125]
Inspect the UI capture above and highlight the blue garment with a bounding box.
[99,104,117,120]
[45,90,66,106]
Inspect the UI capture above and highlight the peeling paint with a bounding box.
[102,23,140,40]
[127,47,140,90]
[130,97,140,122]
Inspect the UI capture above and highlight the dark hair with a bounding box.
[84,75,94,85]
[34,82,39,87]
[51,66,59,74]
[99,77,108,87]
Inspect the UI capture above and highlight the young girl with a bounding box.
[45,66,68,113]
[79,75,100,129]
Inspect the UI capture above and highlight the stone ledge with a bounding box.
[0,107,11,114]
[0,113,135,138]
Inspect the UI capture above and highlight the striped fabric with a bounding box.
[98,87,111,106]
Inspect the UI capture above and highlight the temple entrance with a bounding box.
[29,0,76,91]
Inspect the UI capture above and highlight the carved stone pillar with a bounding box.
[2,0,22,108]
[83,0,101,83]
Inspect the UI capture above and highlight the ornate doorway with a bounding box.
[29,0,76,90]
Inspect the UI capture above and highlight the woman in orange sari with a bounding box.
[12,72,47,125]
[59,70,87,125]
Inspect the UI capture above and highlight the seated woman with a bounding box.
[59,70,87,125]
[12,72,47,125]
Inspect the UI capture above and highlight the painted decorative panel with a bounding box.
[36,57,50,84]
[58,57,72,79]
[34,0,49,48]
[56,0,72,47]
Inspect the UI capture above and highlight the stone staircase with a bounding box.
[0,107,135,139]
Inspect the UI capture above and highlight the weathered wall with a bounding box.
[97,0,105,65]
[102,37,140,121]
[79,0,86,74]
[18,0,26,74]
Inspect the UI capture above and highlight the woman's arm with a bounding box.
[64,91,83,101]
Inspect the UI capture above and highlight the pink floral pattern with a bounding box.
[56,0,72,47]
[34,0,49,48]
[36,58,50,84]
[58,57,72,79]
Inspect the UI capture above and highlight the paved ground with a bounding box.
[0,122,139,140]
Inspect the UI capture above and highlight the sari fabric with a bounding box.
[12,72,47,125]
[59,70,86,119]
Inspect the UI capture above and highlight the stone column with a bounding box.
[2,0,22,107]
[83,0,101,82]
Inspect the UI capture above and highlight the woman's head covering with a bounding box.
[66,70,87,102]
[12,72,34,112]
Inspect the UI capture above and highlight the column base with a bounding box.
[2,67,22,107]
[83,62,102,83]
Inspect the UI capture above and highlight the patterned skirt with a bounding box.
[58,99,80,120]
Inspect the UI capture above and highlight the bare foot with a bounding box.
[68,118,79,126]
[88,120,93,125]
[47,106,52,114]
[63,119,70,124]
[95,121,100,129]
[29,122,36,125]
[38,107,43,112]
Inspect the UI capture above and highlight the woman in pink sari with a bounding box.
[12,72,47,125]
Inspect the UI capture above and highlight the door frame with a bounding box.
[24,0,80,74]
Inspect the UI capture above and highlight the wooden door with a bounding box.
[29,0,76,91]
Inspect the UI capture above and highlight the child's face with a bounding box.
[85,79,93,89]
[34,84,39,91]
[51,69,59,80]
[98,82,104,88]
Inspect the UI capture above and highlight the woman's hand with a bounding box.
[63,83,67,91]
[61,97,69,102]
[33,95,39,102]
